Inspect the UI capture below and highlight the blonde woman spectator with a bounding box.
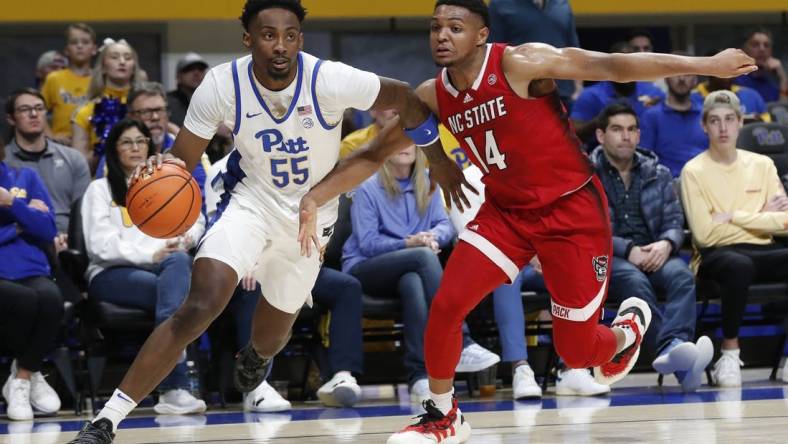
[71,39,144,173]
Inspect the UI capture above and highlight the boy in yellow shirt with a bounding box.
[40,23,97,145]
[680,89,788,388]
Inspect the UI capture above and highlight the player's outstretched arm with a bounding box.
[504,43,757,85]
[132,128,209,181]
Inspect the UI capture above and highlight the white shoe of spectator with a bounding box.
[153,389,207,415]
[680,336,714,392]
[317,371,362,408]
[4,378,34,421]
[455,343,500,373]
[409,378,430,404]
[652,340,698,375]
[556,369,611,396]
[712,351,743,388]
[512,363,542,400]
[29,371,61,415]
[4,361,61,416]
[782,357,788,383]
[244,381,291,412]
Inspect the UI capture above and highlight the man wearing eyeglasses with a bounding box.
[4,88,90,251]
[124,82,209,200]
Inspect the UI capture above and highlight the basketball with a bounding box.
[126,163,202,239]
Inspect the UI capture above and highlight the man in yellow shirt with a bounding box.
[680,89,788,388]
[40,24,97,145]
[340,109,470,169]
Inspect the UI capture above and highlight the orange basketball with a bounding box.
[126,163,202,239]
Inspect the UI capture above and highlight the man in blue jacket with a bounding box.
[591,103,711,392]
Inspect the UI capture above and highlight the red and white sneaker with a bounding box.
[594,297,652,386]
[387,398,471,444]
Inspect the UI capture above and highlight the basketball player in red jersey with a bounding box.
[299,1,755,442]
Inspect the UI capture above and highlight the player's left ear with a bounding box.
[476,26,490,47]
[299,32,304,50]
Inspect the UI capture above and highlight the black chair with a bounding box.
[767,101,788,126]
[59,197,154,411]
[324,193,403,328]
[737,122,788,189]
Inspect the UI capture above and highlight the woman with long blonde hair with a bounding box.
[342,144,499,405]
[71,39,144,173]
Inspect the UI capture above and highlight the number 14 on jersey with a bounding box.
[464,129,508,173]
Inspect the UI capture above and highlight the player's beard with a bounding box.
[267,60,294,81]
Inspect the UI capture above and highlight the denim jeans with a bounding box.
[312,267,364,378]
[350,247,473,385]
[608,256,696,353]
[89,251,193,391]
[493,265,547,362]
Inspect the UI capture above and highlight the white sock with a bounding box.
[429,388,454,416]
[615,326,637,352]
[94,389,137,432]
[721,348,741,360]
[334,370,352,380]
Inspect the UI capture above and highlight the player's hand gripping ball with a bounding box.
[126,163,202,238]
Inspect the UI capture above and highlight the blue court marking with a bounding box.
[2,385,787,434]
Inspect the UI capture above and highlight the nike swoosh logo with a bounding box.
[246,111,263,118]
[331,380,346,389]
[425,129,433,136]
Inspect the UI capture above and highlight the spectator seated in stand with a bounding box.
[40,23,97,146]
[0,143,63,421]
[591,103,712,392]
[81,119,206,414]
[680,90,788,388]
[71,39,144,174]
[4,88,91,244]
[342,144,499,404]
[639,65,708,177]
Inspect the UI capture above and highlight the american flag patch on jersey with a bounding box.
[298,105,313,116]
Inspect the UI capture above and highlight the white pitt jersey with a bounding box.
[185,52,380,230]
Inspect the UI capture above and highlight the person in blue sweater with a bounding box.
[0,145,63,420]
[342,144,499,404]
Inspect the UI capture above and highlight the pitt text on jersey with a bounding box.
[254,128,311,188]
[446,96,507,134]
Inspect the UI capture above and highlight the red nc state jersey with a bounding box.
[435,43,593,209]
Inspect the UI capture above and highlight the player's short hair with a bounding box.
[5,88,45,117]
[240,0,307,30]
[67,23,96,43]
[597,102,639,130]
[434,0,490,28]
[127,82,167,109]
[742,26,773,45]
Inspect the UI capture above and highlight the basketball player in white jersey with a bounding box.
[67,1,472,442]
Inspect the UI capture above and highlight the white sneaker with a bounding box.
[512,364,542,400]
[4,378,34,421]
[712,352,743,388]
[153,389,207,415]
[680,336,714,392]
[455,343,500,373]
[387,398,470,444]
[652,341,698,375]
[410,378,430,404]
[244,381,291,412]
[317,371,362,408]
[782,357,788,383]
[556,369,611,396]
[29,371,61,414]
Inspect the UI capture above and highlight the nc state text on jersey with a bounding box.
[255,129,311,154]
[446,96,507,134]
